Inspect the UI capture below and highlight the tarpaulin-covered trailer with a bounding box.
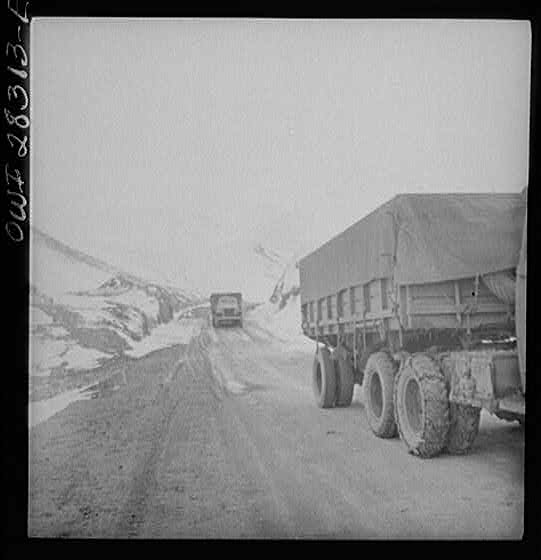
[299,191,527,458]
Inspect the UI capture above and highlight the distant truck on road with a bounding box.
[210,292,243,328]
[299,190,527,458]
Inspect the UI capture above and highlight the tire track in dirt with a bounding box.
[114,360,185,537]
[121,329,251,537]
[183,329,305,536]
[136,331,273,537]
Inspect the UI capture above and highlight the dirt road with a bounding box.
[28,317,524,538]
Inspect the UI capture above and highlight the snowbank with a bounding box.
[249,295,313,351]
[59,287,161,340]
[30,335,113,377]
[125,318,201,358]
[29,384,96,428]
[247,241,315,350]
[30,312,202,376]
[30,338,71,375]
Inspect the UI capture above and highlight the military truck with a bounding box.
[299,190,527,458]
[210,292,243,328]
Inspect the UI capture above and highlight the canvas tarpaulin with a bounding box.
[393,193,525,284]
[299,192,526,304]
[515,186,527,389]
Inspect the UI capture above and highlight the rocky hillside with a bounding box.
[30,227,202,380]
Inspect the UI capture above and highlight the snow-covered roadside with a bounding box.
[248,296,314,351]
[29,318,203,429]
[30,335,113,377]
[29,384,97,428]
[30,226,202,381]
[125,317,202,358]
[29,287,203,375]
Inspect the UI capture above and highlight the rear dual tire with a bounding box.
[382,353,480,456]
[334,351,355,407]
[364,352,399,438]
[446,403,481,454]
[312,347,354,408]
[394,354,450,458]
[312,347,336,408]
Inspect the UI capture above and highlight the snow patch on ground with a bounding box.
[61,344,113,371]
[125,318,202,358]
[248,242,312,350]
[225,380,249,395]
[58,288,160,340]
[48,326,70,338]
[29,384,96,428]
[109,288,160,319]
[29,318,203,429]
[30,336,113,377]
[30,338,70,375]
[249,294,313,351]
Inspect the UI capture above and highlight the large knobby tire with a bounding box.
[334,352,354,407]
[394,354,450,458]
[445,403,481,455]
[364,352,398,438]
[312,347,336,408]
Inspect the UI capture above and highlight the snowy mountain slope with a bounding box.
[269,259,300,310]
[32,227,200,302]
[247,241,312,350]
[30,227,203,381]
[251,239,303,308]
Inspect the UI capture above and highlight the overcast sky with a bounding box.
[30,19,531,300]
